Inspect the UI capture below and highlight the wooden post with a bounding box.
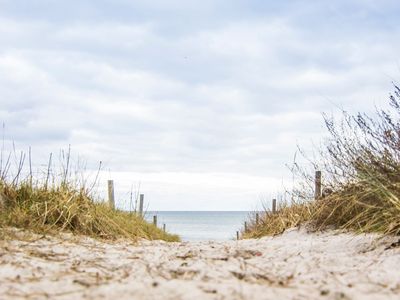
[315,171,322,200]
[272,199,277,214]
[139,194,144,216]
[163,223,166,232]
[244,221,248,233]
[107,180,115,210]
[153,215,157,227]
[0,192,5,211]
[236,231,239,240]
[256,213,259,227]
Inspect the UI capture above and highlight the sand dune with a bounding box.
[0,228,399,299]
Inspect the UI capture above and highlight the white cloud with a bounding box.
[0,1,399,209]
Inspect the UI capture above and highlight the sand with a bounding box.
[0,227,399,300]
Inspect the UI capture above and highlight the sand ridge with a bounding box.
[0,228,399,299]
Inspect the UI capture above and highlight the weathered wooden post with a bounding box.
[153,215,157,227]
[0,192,5,211]
[163,223,166,232]
[139,194,144,216]
[236,231,239,240]
[107,180,115,210]
[272,199,277,214]
[256,213,259,227]
[315,171,322,200]
[244,221,248,233]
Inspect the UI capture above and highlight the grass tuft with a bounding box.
[243,85,400,238]
[0,157,179,242]
[242,201,315,238]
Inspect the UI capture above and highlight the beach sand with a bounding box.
[0,228,399,299]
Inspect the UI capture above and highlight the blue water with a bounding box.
[146,211,250,241]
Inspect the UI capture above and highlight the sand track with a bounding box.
[0,228,399,299]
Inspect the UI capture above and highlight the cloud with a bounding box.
[0,0,399,209]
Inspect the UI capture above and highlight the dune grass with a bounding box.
[0,153,179,242]
[242,201,315,238]
[243,85,400,238]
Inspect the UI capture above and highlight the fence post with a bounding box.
[315,171,322,200]
[236,231,239,240]
[163,223,166,232]
[153,215,157,227]
[272,199,277,213]
[244,221,248,233]
[0,193,5,211]
[256,213,259,227]
[107,180,115,210]
[139,194,144,216]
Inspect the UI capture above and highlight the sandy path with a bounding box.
[0,228,399,300]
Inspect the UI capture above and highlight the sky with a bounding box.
[0,0,400,210]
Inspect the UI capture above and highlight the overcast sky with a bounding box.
[1,0,400,210]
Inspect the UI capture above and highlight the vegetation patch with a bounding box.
[0,154,179,242]
[244,86,400,238]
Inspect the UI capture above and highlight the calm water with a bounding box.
[146,211,250,241]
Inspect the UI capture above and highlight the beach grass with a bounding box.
[242,201,315,238]
[243,85,400,238]
[0,153,179,242]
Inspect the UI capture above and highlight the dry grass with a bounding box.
[312,180,400,235]
[242,201,315,238]
[244,85,400,238]
[0,154,179,242]
[244,182,400,238]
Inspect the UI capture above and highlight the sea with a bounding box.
[146,211,250,241]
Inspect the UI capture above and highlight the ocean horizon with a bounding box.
[145,211,251,241]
